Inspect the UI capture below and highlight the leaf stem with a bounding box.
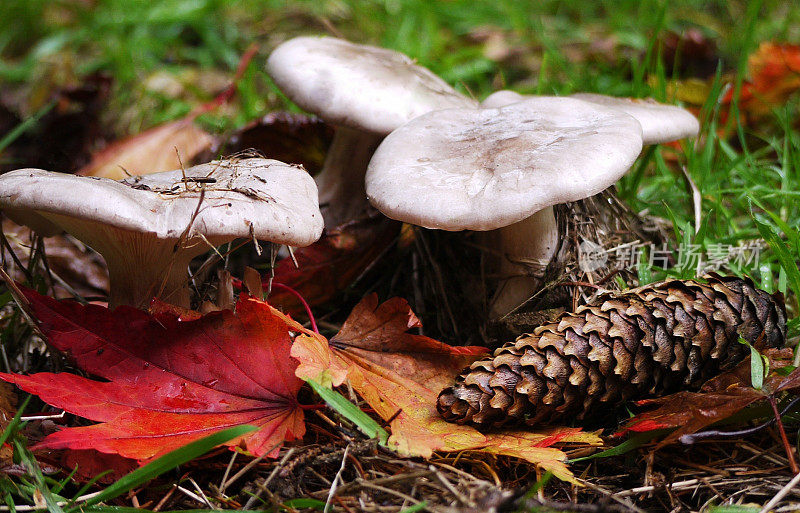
[270,282,319,334]
[768,394,799,474]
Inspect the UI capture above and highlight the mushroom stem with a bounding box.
[45,214,203,309]
[316,126,383,229]
[489,206,559,318]
[106,251,196,309]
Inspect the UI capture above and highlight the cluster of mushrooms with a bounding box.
[0,36,699,317]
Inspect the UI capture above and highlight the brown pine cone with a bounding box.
[438,273,787,428]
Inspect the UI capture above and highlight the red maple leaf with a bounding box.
[0,286,306,462]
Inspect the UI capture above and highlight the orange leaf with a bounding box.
[748,42,800,101]
[292,294,602,482]
[78,118,213,179]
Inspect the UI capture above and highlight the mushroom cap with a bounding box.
[0,158,323,247]
[267,36,477,135]
[482,90,699,145]
[571,93,699,144]
[480,90,525,109]
[365,97,643,231]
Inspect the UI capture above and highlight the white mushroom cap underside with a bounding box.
[365,97,644,231]
[571,93,699,145]
[0,158,323,246]
[267,36,477,134]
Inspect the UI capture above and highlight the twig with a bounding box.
[324,444,350,513]
[331,471,434,497]
[769,395,799,474]
[175,485,208,506]
[577,479,651,513]
[0,224,34,283]
[414,229,459,337]
[218,451,237,496]
[188,478,214,509]
[354,480,424,508]
[220,446,275,493]
[760,472,800,513]
[20,411,64,422]
[156,187,206,303]
[429,465,474,508]
[152,484,177,512]
[680,165,702,235]
[517,497,637,513]
[613,478,718,497]
[243,448,295,510]
[554,281,604,290]
[287,245,298,268]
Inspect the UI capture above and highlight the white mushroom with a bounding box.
[570,93,699,145]
[482,90,699,144]
[267,36,477,228]
[365,97,643,317]
[0,158,323,309]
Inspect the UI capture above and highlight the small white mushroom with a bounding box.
[267,36,477,228]
[482,90,699,144]
[570,93,699,145]
[365,97,644,317]
[0,158,323,309]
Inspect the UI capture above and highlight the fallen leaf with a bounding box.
[77,118,214,180]
[619,348,799,446]
[220,112,334,174]
[658,42,800,135]
[0,383,16,466]
[292,294,602,482]
[269,214,400,315]
[741,41,800,116]
[0,286,306,462]
[1,219,109,299]
[76,46,261,180]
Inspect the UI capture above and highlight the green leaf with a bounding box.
[753,213,800,301]
[397,503,428,513]
[307,379,389,445]
[281,498,327,511]
[568,432,659,463]
[0,395,30,449]
[739,337,764,390]
[12,436,66,513]
[706,506,760,513]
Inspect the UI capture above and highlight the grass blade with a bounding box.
[307,379,389,445]
[69,425,257,511]
[0,100,56,154]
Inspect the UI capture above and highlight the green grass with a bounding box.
[2,0,800,509]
